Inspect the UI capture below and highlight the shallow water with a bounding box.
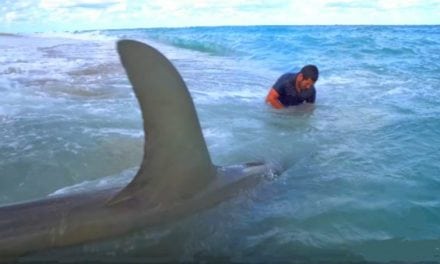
[1,26,440,262]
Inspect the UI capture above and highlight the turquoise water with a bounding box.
[1,26,440,262]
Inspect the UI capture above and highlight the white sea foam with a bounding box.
[49,168,135,197]
[99,128,143,138]
[34,30,116,42]
[80,127,143,139]
[192,88,264,104]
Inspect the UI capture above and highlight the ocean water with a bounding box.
[1,26,440,262]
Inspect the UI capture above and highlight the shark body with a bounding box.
[0,40,274,259]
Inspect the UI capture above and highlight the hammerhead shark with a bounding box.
[0,40,275,259]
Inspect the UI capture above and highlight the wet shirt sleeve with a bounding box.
[272,73,291,95]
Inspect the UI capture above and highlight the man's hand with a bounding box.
[265,88,284,109]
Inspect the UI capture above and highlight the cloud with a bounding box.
[325,1,376,9]
[3,0,33,11]
[4,12,18,23]
[326,0,440,11]
[39,0,123,10]
[377,0,433,10]
[0,0,439,33]
[1,1,37,23]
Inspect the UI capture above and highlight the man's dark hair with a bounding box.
[300,65,319,82]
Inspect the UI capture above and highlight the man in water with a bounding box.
[266,65,319,109]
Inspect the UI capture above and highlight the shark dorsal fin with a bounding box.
[108,40,216,206]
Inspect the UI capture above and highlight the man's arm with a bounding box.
[266,88,284,109]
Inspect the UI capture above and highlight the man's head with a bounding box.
[296,65,319,90]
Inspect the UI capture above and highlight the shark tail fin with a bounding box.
[107,40,216,206]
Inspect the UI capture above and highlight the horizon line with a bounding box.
[2,23,439,35]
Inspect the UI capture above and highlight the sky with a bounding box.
[0,0,439,33]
